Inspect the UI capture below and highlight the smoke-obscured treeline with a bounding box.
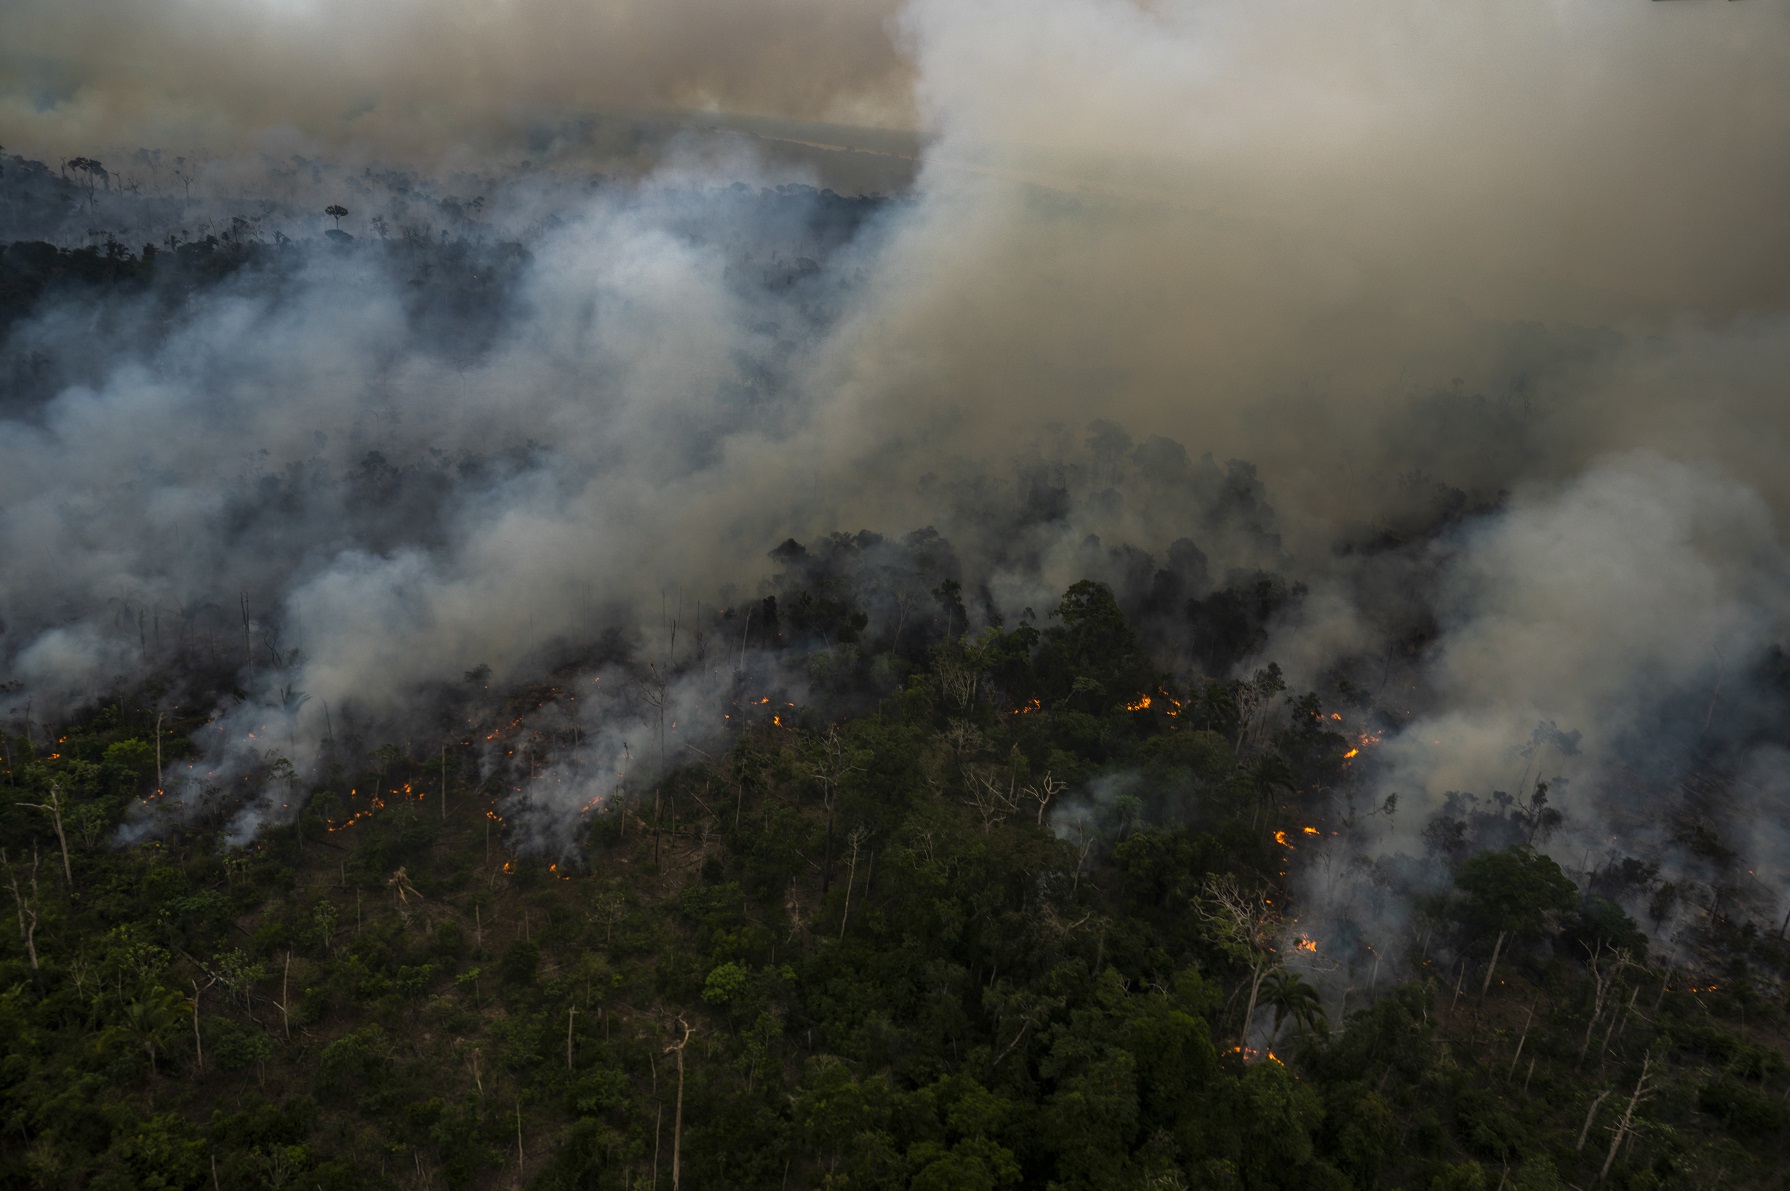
[2,547,1786,1188]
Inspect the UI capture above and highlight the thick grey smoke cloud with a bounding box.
[1271,452,1790,978]
[2,0,1789,923]
[1348,453,1783,825]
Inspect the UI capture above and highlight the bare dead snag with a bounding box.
[191,978,206,1071]
[1509,997,1539,1077]
[666,1016,695,1191]
[1576,1089,1612,1151]
[1480,929,1507,996]
[3,847,42,988]
[22,783,73,891]
[839,827,869,941]
[1599,1052,1654,1181]
[1025,773,1065,826]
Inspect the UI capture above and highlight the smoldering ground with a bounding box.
[3,0,1790,970]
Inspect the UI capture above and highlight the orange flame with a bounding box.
[1301,826,1320,836]
[1273,830,1293,848]
[1125,694,1152,711]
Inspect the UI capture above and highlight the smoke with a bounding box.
[0,0,912,159]
[2,0,1789,951]
[1378,452,1782,821]
[1274,453,1790,975]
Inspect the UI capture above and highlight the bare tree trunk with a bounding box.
[566,1006,576,1072]
[1509,998,1538,1077]
[3,847,42,988]
[1600,986,1638,1060]
[241,593,253,679]
[191,980,205,1071]
[1481,930,1507,996]
[821,795,835,893]
[670,1021,691,1191]
[24,784,74,891]
[155,712,164,792]
[839,830,869,941]
[1240,961,1269,1048]
[673,1024,687,1182]
[1576,1089,1612,1150]
[1600,1052,1653,1180]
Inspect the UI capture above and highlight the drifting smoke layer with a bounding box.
[1278,455,1790,976]
[0,0,912,157]
[1,1,1788,940]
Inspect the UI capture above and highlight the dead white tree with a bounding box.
[1069,824,1097,896]
[1508,996,1540,1077]
[190,975,216,1071]
[1580,943,1632,1066]
[805,726,861,892]
[1194,873,1281,1050]
[273,951,294,1039]
[21,782,73,890]
[967,766,1020,833]
[1600,1052,1654,1181]
[934,651,981,712]
[3,847,43,984]
[1576,1089,1612,1151]
[635,666,671,864]
[1023,773,1066,826]
[839,826,871,941]
[665,1016,695,1191]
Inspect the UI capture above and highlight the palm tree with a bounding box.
[1195,680,1238,734]
[112,987,186,1075]
[1237,752,1295,829]
[1260,970,1327,1047]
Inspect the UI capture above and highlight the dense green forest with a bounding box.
[1,573,1785,1191]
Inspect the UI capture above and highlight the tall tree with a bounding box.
[1455,846,1577,994]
